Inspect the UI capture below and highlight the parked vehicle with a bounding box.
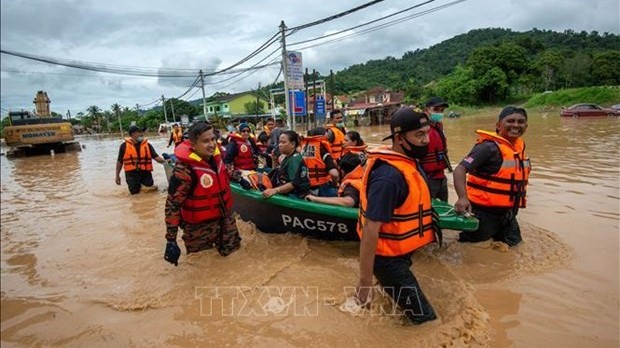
[560,103,619,117]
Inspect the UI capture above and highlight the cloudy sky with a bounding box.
[1,0,618,116]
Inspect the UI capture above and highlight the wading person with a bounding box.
[167,123,184,148]
[115,125,166,194]
[164,122,242,266]
[421,96,451,202]
[453,106,531,246]
[356,108,439,325]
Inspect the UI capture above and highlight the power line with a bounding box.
[287,0,386,31]
[289,0,436,46]
[294,0,470,51]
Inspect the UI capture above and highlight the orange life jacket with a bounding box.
[174,140,233,224]
[245,171,273,190]
[467,130,531,209]
[358,147,436,257]
[122,138,153,171]
[341,144,368,164]
[337,164,363,197]
[229,133,256,170]
[301,135,332,187]
[171,128,183,146]
[419,123,448,179]
[324,124,346,161]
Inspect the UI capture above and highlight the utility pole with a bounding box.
[169,99,177,123]
[162,95,169,124]
[330,69,335,113]
[312,69,317,127]
[199,70,208,122]
[280,20,291,130]
[135,104,140,117]
[118,108,123,136]
[256,82,261,120]
[305,67,309,132]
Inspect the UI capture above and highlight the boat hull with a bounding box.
[230,183,479,241]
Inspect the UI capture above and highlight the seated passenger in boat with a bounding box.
[261,130,310,199]
[301,127,339,197]
[224,123,259,172]
[305,153,363,207]
[341,130,368,165]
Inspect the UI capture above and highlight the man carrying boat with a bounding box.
[421,97,452,202]
[453,106,531,246]
[356,108,439,325]
[115,125,166,194]
[164,122,241,266]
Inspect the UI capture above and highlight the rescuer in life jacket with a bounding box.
[163,121,242,266]
[301,127,339,197]
[356,108,440,325]
[304,152,363,207]
[421,96,452,202]
[325,109,347,162]
[453,106,531,246]
[167,123,184,148]
[115,125,167,194]
[224,123,259,172]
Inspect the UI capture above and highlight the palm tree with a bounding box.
[86,105,101,133]
[111,103,123,136]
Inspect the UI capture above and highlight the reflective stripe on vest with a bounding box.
[337,164,363,197]
[357,147,436,256]
[324,125,345,161]
[301,136,332,187]
[122,138,153,171]
[466,130,531,209]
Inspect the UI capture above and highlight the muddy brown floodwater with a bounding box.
[1,110,619,347]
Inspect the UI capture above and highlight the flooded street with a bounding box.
[1,110,619,347]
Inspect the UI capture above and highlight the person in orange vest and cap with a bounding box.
[356,107,440,325]
[115,125,166,194]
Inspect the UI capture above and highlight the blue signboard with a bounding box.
[315,95,326,120]
[288,90,306,116]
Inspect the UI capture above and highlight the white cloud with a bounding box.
[1,0,618,115]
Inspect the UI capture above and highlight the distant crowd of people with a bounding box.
[114,97,531,325]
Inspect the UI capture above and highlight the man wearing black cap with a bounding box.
[115,125,166,194]
[421,96,451,202]
[453,106,531,246]
[355,107,439,325]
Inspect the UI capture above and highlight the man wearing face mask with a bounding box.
[325,109,347,161]
[115,125,166,194]
[453,106,531,246]
[421,97,452,202]
[355,108,440,325]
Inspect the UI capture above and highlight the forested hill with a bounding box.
[331,28,620,101]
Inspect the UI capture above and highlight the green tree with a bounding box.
[591,51,620,85]
[532,49,565,90]
[244,100,265,115]
[86,105,101,132]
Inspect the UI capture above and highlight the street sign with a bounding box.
[315,95,326,120]
[288,90,306,116]
[285,51,304,90]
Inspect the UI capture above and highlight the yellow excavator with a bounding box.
[2,91,80,157]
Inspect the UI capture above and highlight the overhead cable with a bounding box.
[287,0,385,31]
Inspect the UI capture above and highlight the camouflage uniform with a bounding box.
[165,163,241,256]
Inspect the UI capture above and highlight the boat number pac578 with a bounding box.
[281,214,349,234]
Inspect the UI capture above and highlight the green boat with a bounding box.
[230,182,478,241]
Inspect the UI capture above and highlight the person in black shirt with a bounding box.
[115,125,166,194]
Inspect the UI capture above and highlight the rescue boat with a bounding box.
[230,182,479,241]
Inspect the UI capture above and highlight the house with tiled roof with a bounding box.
[345,87,405,126]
